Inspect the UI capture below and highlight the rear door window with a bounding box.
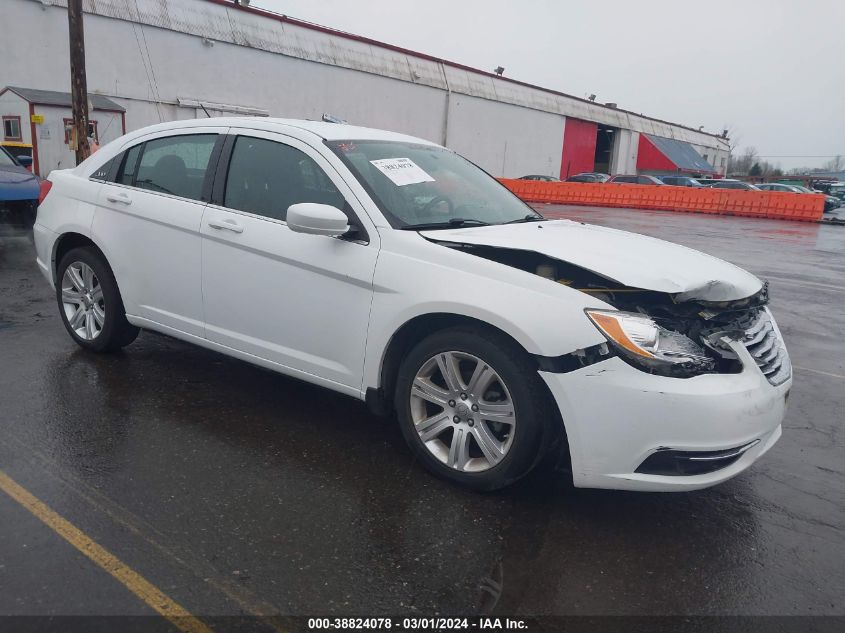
[134,134,217,201]
[116,144,143,185]
[90,156,119,182]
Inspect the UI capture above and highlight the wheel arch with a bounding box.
[371,311,572,477]
[52,232,108,278]
[52,233,125,304]
[376,314,520,408]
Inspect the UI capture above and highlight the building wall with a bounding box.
[610,129,639,174]
[3,0,730,178]
[32,105,124,175]
[446,94,564,177]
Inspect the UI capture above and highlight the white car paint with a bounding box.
[422,220,763,301]
[34,117,790,491]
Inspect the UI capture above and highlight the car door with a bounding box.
[94,128,226,337]
[200,131,379,393]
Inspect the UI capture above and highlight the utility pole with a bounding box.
[68,0,91,164]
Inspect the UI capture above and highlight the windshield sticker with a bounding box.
[370,158,435,186]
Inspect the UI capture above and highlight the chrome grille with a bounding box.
[743,309,791,386]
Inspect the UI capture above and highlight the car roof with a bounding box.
[119,116,440,146]
[75,116,443,177]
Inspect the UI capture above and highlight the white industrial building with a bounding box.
[1,0,730,179]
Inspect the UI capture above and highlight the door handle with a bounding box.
[207,218,244,234]
[106,192,132,205]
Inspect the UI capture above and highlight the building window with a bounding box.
[63,118,99,145]
[702,153,709,163]
[2,116,22,141]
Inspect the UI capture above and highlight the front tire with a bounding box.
[56,246,139,352]
[395,326,554,491]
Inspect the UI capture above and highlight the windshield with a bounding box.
[0,147,17,167]
[327,140,540,228]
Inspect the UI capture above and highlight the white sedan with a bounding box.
[33,118,791,491]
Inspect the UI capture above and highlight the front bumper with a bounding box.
[540,341,790,492]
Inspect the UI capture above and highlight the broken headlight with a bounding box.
[585,310,715,377]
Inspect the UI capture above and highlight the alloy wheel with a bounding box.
[409,351,516,472]
[61,261,105,340]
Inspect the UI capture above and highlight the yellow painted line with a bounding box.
[793,365,845,380]
[0,470,214,633]
[0,436,288,632]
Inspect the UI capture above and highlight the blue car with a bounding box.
[0,146,39,229]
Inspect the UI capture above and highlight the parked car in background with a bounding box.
[0,142,36,165]
[756,183,801,193]
[608,174,664,185]
[792,184,841,204]
[790,185,842,213]
[708,179,761,191]
[819,183,845,202]
[695,178,724,187]
[658,175,706,187]
[567,172,610,183]
[752,183,838,213]
[810,181,839,197]
[518,174,561,182]
[0,145,39,230]
[34,117,790,492]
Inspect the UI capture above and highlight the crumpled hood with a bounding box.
[421,219,763,302]
[0,163,39,201]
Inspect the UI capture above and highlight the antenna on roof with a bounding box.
[322,113,347,124]
[493,66,505,76]
[199,103,211,118]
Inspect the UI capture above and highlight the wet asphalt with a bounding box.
[0,207,843,626]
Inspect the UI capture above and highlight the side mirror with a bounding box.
[286,203,350,237]
[17,155,33,167]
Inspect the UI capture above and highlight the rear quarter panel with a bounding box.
[34,170,101,285]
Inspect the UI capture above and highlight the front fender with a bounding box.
[362,233,610,391]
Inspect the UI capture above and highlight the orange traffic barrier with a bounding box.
[498,179,825,223]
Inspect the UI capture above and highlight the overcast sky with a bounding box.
[259,0,844,171]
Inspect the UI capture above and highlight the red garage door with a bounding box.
[560,118,597,179]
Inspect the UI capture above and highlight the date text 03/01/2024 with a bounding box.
[306,617,528,630]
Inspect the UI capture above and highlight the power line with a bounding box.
[129,1,163,122]
[134,0,163,122]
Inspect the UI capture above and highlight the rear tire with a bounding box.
[394,326,554,491]
[56,246,139,352]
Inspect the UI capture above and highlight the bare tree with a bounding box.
[823,155,843,172]
[729,146,759,175]
[722,123,740,173]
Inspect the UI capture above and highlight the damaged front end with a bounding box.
[434,241,789,384]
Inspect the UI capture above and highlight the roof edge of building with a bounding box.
[2,85,126,112]
[203,0,729,144]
